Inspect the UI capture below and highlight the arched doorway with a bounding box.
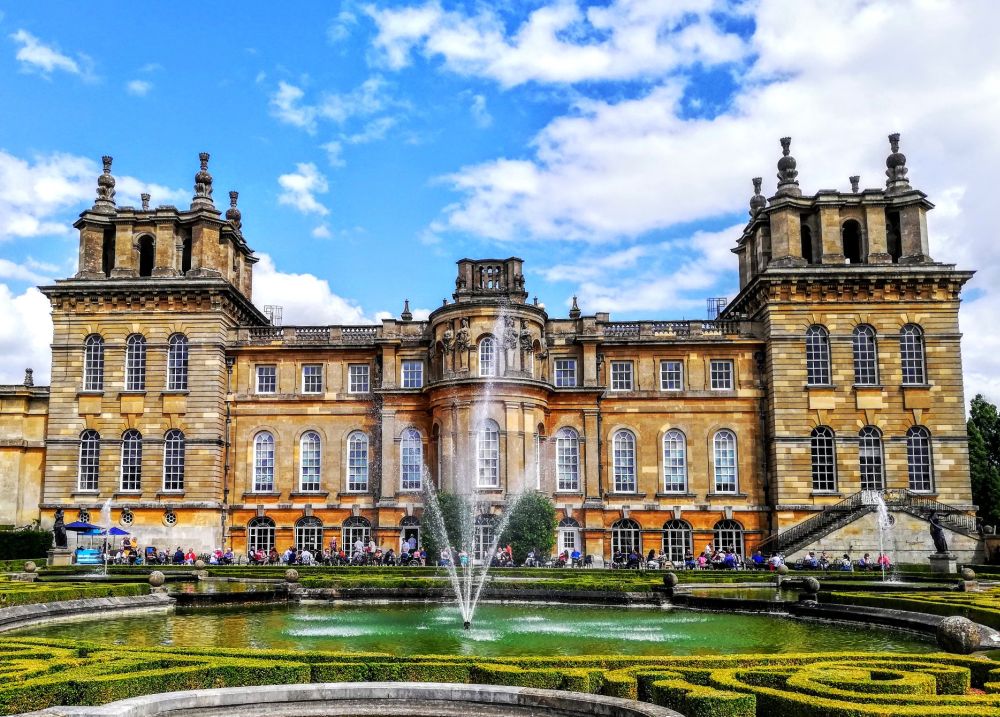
[400,515,420,552]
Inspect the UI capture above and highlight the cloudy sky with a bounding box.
[1,1,998,406]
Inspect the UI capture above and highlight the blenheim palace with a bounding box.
[0,136,984,564]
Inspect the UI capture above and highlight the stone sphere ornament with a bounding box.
[936,616,984,654]
[23,561,36,573]
[194,559,206,569]
[802,576,821,593]
[961,567,976,581]
[285,569,300,583]
[776,564,789,576]
[148,571,165,587]
[663,572,679,588]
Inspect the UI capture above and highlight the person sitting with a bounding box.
[857,553,871,571]
[223,548,234,565]
[268,547,280,565]
[173,546,184,565]
[751,550,765,569]
[803,551,819,569]
[877,553,891,571]
[571,549,583,568]
[185,548,197,565]
[840,554,853,571]
[626,549,641,569]
[300,548,314,566]
[723,549,738,570]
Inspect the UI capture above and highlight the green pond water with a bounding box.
[13,602,934,656]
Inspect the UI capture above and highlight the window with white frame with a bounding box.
[120,429,142,492]
[294,516,324,552]
[474,514,498,561]
[852,325,879,385]
[78,429,100,491]
[348,364,370,393]
[347,431,369,492]
[612,429,637,492]
[556,427,579,491]
[810,426,837,492]
[253,432,275,492]
[713,519,744,555]
[859,426,884,491]
[167,334,189,390]
[713,430,738,493]
[660,360,683,391]
[554,358,577,387]
[662,519,692,563]
[247,517,275,553]
[83,335,105,391]
[162,429,185,491]
[900,324,926,385]
[558,517,581,554]
[299,431,321,492]
[400,428,423,491]
[611,518,641,556]
[477,421,500,488]
[479,336,497,377]
[256,365,276,394]
[662,429,687,493]
[610,361,633,391]
[125,334,147,391]
[302,364,323,394]
[343,516,371,553]
[805,326,831,386]
[710,360,734,390]
[906,426,934,492]
[401,360,423,388]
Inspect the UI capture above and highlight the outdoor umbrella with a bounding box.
[101,527,130,536]
[64,521,100,532]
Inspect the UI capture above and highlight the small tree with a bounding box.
[500,492,557,564]
[420,491,468,562]
[969,394,1000,527]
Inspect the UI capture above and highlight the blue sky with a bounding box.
[2,1,1000,406]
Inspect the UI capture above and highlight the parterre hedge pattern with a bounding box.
[2,639,1000,716]
[0,582,148,607]
[830,589,1000,630]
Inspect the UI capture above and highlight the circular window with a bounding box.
[120,509,134,526]
[78,509,91,524]
[163,509,177,527]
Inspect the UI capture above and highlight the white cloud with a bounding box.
[269,76,403,138]
[342,116,397,144]
[470,93,492,128]
[270,81,318,133]
[311,224,332,239]
[322,140,346,167]
[125,79,152,96]
[9,29,86,77]
[277,162,330,215]
[0,258,54,285]
[0,284,52,385]
[252,254,373,325]
[328,8,359,43]
[368,0,747,87]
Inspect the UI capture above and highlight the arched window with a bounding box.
[852,325,878,385]
[900,324,926,385]
[247,516,275,554]
[662,429,687,493]
[83,335,105,391]
[662,519,692,563]
[859,426,884,492]
[810,426,837,492]
[612,430,637,493]
[555,428,579,492]
[558,516,581,555]
[906,426,934,492]
[713,430,738,493]
[78,429,100,492]
[713,519,744,556]
[347,431,369,492]
[163,429,185,491]
[299,431,321,492]
[120,429,142,492]
[400,428,423,491]
[125,334,147,391]
[477,421,500,488]
[167,334,189,391]
[294,516,324,552]
[137,235,155,277]
[474,513,498,561]
[253,432,275,492]
[842,220,863,264]
[805,325,830,386]
[611,518,641,556]
[479,336,497,377]
[343,516,372,554]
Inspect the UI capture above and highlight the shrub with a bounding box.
[0,530,51,561]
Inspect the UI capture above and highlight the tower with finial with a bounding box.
[775,137,800,197]
[401,299,413,322]
[569,295,581,319]
[92,156,116,213]
[226,190,242,232]
[191,152,215,210]
[885,132,911,194]
[749,177,766,216]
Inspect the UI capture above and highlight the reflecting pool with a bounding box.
[11,602,934,656]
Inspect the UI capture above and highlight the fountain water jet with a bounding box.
[863,491,896,581]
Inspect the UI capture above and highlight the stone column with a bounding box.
[583,410,600,498]
[76,223,106,279]
[819,206,846,264]
[153,222,179,276]
[899,206,932,263]
[111,224,137,277]
[864,205,891,264]
[379,410,397,501]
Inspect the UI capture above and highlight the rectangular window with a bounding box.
[301,364,323,394]
[401,360,423,389]
[610,361,633,391]
[256,365,276,394]
[660,360,683,391]
[554,358,577,388]
[349,364,370,393]
[710,360,734,390]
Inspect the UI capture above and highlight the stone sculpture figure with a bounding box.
[519,319,532,353]
[455,318,471,353]
[53,508,67,549]
[442,326,455,354]
[929,512,949,554]
[502,316,517,349]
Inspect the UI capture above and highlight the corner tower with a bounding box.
[726,135,978,562]
[40,155,267,550]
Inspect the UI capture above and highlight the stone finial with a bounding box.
[569,295,581,319]
[23,368,33,387]
[225,190,242,230]
[849,175,860,194]
[93,155,116,213]
[141,192,151,211]
[885,132,911,193]
[192,152,214,208]
[749,176,766,215]
[401,298,413,322]
[775,137,800,197]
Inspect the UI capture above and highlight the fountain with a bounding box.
[863,491,896,581]
[99,496,113,577]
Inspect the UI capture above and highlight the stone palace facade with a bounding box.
[0,136,984,564]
